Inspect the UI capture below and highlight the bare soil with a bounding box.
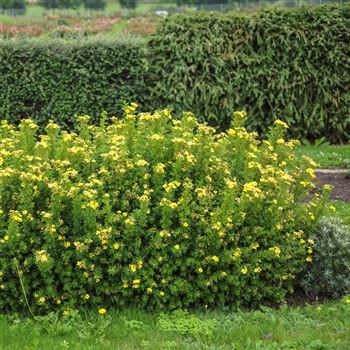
[314,171,350,202]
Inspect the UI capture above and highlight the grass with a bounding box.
[1,300,350,349]
[298,144,350,169]
[109,19,129,34]
[329,201,350,226]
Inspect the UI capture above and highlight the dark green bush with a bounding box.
[146,5,350,142]
[300,217,350,298]
[1,5,350,141]
[0,36,147,129]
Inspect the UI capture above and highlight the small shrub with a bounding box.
[0,108,328,312]
[300,217,350,298]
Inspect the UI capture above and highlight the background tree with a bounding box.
[59,0,83,9]
[40,0,61,10]
[0,0,26,15]
[83,0,106,11]
[176,0,195,7]
[118,0,137,10]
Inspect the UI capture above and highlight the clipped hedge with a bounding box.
[0,109,329,312]
[146,5,350,142]
[1,5,350,141]
[0,35,147,129]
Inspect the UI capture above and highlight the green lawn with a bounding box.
[298,144,350,169]
[1,300,350,349]
[328,201,350,226]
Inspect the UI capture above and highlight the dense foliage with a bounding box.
[0,0,26,15]
[0,36,146,130]
[1,5,350,140]
[146,5,350,142]
[0,109,329,312]
[301,217,350,298]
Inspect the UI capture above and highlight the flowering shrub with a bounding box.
[0,106,330,312]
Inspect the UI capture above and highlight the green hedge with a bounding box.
[1,5,350,141]
[146,5,350,142]
[0,36,147,129]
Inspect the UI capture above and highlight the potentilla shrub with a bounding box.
[0,107,330,312]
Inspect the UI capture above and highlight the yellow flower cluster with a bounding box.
[0,107,329,312]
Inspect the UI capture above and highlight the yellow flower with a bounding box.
[11,213,22,222]
[274,119,289,129]
[38,297,46,305]
[155,163,165,174]
[114,243,121,250]
[323,184,332,191]
[225,179,237,189]
[211,256,219,263]
[159,291,165,297]
[251,243,259,250]
[233,111,247,119]
[63,310,69,316]
[159,230,171,238]
[98,308,107,315]
[342,295,350,305]
[233,248,241,259]
[306,256,313,262]
[275,224,282,231]
[253,267,261,273]
[174,244,180,250]
[77,261,85,269]
[269,246,281,257]
[125,217,135,226]
[197,267,203,273]
[129,264,137,273]
[132,279,140,288]
[241,266,248,274]
[86,200,99,210]
[163,181,181,193]
[35,250,49,263]
[136,159,149,167]
[306,168,316,179]
[147,287,153,293]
